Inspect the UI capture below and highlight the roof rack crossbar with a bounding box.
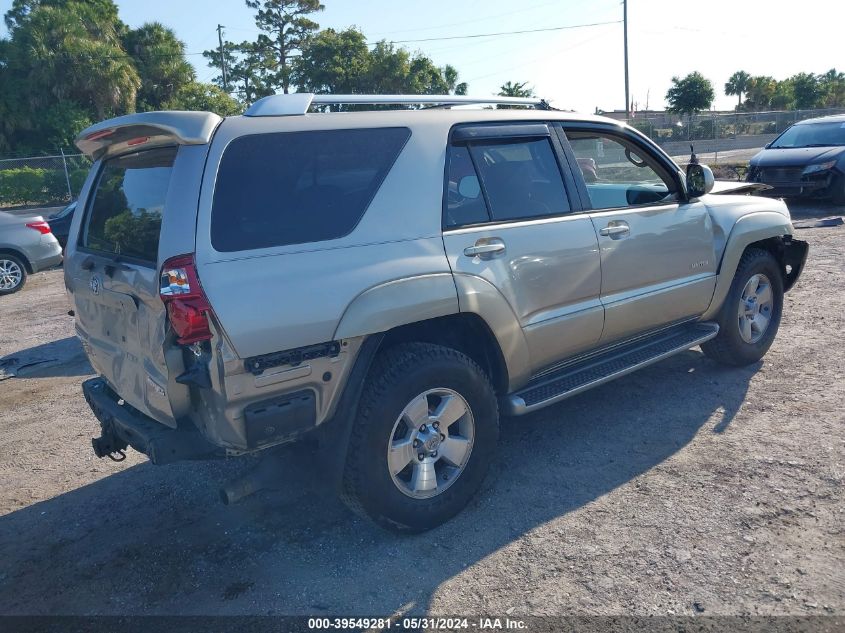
[244,93,550,117]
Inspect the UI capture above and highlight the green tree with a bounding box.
[0,0,139,152]
[244,0,324,94]
[819,68,845,107]
[498,80,534,98]
[724,70,750,110]
[165,82,242,116]
[124,22,195,111]
[203,39,274,104]
[770,79,795,110]
[290,27,370,95]
[665,72,714,115]
[444,65,468,95]
[742,75,777,111]
[497,81,534,108]
[292,28,468,109]
[790,72,821,109]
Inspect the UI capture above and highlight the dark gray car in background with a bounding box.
[747,114,845,203]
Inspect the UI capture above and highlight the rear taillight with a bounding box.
[26,221,52,234]
[160,254,214,344]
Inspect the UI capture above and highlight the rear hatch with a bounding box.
[67,112,221,426]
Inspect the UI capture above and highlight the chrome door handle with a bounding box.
[463,240,506,258]
[598,222,630,238]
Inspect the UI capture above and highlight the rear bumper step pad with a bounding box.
[504,322,720,415]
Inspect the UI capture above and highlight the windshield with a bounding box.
[770,121,845,148]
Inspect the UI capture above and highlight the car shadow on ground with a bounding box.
[785,199,845,220]
[0,336,92,379]
[0,349,755,615]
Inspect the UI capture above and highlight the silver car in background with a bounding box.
[0,210,63,294]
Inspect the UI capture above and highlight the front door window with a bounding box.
[566,131,678,210]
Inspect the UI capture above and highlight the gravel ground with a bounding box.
[0,202,843,618]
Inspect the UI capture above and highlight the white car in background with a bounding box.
[0,210,63,295]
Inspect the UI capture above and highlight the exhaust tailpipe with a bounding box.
[219,451,286,505]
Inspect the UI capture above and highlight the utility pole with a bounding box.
[623,0,630,118]
[217,24,229,92]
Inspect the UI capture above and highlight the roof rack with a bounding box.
[243,93,551,117]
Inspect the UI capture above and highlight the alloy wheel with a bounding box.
[387,388,475,499]
[737,273,774,344]
[0,258,23,291]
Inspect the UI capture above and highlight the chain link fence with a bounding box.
[621,107,845,159]
[0,151,92,208]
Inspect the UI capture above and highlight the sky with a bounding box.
[2,0,844,113]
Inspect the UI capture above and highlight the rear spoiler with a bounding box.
[75,111,223,160]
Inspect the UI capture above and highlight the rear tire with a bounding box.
[340,342,498,533]
[0,254,27,295]
[701,248,783,366]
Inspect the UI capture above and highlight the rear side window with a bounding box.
[211,127,411,252]
[82,146,176,264]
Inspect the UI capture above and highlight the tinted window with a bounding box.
[444,145,490,227]
[469,138,570,221]
[82,147,176,264]
[211,128,410,252]
[566,130,677,210]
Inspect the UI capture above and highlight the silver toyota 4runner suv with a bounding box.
[67,94,808,532]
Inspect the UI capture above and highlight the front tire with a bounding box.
[340,343,498,533]
[701,247,784,366]
[0,254,27,295]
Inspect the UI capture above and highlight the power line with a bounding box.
[9,19,620,64]
[380,20,622,45]
[367,0,562,37]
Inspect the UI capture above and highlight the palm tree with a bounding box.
[498,80,534,98]
[724,70,751,110]
[124,22,195,111]
[443,65,467,95]
[497,81,534,109]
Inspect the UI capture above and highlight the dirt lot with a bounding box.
[0,203,843,618]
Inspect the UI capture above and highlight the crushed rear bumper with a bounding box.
[83,377,218,465]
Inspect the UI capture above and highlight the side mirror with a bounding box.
[686,163,715,198]
[458,175,481,199]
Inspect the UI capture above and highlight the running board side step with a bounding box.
[504,322,720,416]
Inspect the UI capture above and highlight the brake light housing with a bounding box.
[26,221,52,235]
[160,254,214,344]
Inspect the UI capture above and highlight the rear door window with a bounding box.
[82,146,176,265]
[470,138,570,222]
[211,127,410,252]
[444,145,491,227]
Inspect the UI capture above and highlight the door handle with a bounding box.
[598,222,630,238]
[464,239,506,258]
